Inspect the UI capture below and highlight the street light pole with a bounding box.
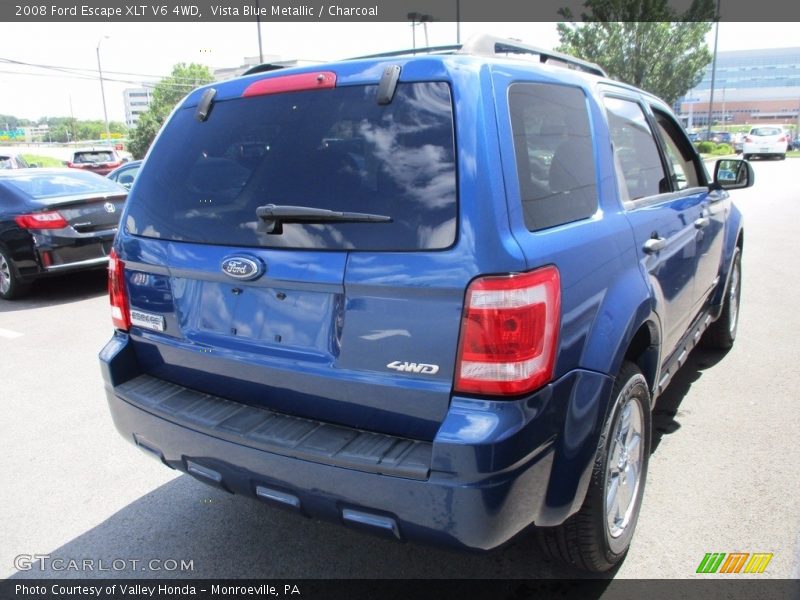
[407,12,432,51]
[408,13,417,50]
[96,36,111,146]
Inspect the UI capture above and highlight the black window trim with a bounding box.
[601,88,708,212]
[646,103,710,191]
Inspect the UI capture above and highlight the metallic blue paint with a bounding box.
[101,52,744,551]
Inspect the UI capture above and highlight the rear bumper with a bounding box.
[15,231,113,281]
[100,332,614,551]
[742,144,787,156]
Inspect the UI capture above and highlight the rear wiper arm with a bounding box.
[256,204,392,234]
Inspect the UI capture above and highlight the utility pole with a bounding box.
[456,0,460,44]
[256,0,264,63]
[69,94,77,145]
[97,36,111,145]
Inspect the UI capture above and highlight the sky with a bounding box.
[0,21,798,124]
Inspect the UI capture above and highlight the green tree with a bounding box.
[0,114,32,130]
[557,0,715,105]
[129,63,214,159]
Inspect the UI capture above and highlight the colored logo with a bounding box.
[696,552,773,574]
[221,256,264,281]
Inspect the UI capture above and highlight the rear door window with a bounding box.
[125,82,457,251]
[604,97,667,201]
[509,83,598,231]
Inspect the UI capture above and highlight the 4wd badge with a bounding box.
[386,361,439,375]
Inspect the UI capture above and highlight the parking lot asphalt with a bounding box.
[1,158,798,581]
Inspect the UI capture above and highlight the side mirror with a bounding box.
[713,159,754,191]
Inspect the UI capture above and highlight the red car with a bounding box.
[66,148,123,176]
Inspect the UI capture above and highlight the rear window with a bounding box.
[73,151,116,163]
[125,81,457,251]
[509,83,598,231]
[4,170,126,199]
[750,127,782,136]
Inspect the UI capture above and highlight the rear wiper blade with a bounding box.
[256,204,392,234]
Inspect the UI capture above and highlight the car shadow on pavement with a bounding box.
[0,270,107,313]
[7,474,614,584]
[650,346,730,454]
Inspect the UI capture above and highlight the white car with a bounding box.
[742,126,788,160]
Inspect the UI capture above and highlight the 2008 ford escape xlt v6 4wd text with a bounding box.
[100,35,751,572]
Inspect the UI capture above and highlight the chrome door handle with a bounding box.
[694,217,710,229]
[643,237,666,254]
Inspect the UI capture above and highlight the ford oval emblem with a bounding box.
[221,256,264,281]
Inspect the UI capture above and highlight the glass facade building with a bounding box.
[679,47,800,127]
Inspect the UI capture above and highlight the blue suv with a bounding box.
[100,35,750,572]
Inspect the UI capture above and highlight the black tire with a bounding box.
[0,247,31,300]
[536,361,651,572]
[779,153,786,161]
[703,246,741,350]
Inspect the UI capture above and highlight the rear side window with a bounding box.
[509,83,598,231]
[125,82,457,251]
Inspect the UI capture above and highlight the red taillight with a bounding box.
[15,211,69,230]
[455,266,561,396]
[66,161,74,168]
[242,71,336,98]
[778,135,787,142]
[108,249,130,331]
[744,136,752,143]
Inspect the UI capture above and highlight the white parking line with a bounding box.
[0,328,23,339]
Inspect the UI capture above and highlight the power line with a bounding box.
[0,55,215,84]
[0,66,209,92]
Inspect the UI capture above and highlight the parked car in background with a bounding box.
[743,126,788,160]
[67,148,124,176]
[732,132,744,154]
[0,168,127,299]
[106,160,142,190]
[714,131,733,145]
[100,34,748,573]
[0,153,32,169]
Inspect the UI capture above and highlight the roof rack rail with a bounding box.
[348,44,461,60]
[345,34,607,78]
[458,34,607,77]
